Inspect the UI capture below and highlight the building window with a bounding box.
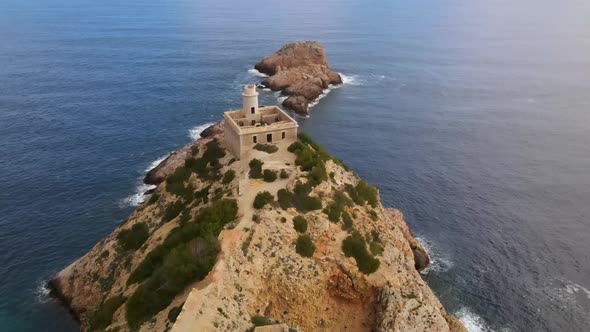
[251,120,255,126]
[266,133,272,143]
[251,107,255,114]
[281,131,286,140]
[253,135,257,144]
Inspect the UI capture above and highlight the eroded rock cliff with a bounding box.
[255,41,342,116]
[50,125,464,332]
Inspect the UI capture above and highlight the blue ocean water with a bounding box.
[1,0,590,331]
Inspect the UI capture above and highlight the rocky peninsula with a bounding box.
[49,120,465,332]
[255,41,343,116]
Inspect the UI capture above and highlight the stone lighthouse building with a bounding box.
[223,85,298,159]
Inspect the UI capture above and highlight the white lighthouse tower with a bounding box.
[242,84,259,123]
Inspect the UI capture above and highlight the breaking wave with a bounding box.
[415,236,454,274]
[189,122,216,140]
[247,68,269,78]
[455,307,495,332]
[34,279,53,304]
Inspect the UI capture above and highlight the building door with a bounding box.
[266,133,272,143]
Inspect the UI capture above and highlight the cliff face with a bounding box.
[255,41,342,116]
[50,124,465,332]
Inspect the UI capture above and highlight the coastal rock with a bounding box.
[255,42,342,115]
[199,122,223,138]
[385,208,430,271]
[49,123,463,332]
[144,122,224,185]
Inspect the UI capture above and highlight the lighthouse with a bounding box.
[242,84,259,122]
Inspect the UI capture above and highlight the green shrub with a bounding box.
[222,170,236,184]
[323,191,352,223]
[293,215,308,233]
[287,141,303,153]
[307,163,328,186]
[368,209,378,221]
[253,191,274,209]
[263,169,277,182]
[370,241,384,256]
[128,199,237,285]
[296,234,315,257]
[342,231,380,274]
[251,315,273,327]
[167,303,184,323]
[147,192,160,205]
[276,183,322,212]
[190,145,199,156]
[345,181,378,208]
[88,295,126,330]
[280,217,287,223]
[184,139,225,181]
[117,223,149,251]
[163,200,184,223]
[249,159,263,179]
[280,169,289,179]
[126,236,220,328]
[342,211,353,230]
[253,143,278,154]
[193,185,211,205]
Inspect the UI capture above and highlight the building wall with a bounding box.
[239,126,297,157]
[223,119,241,159]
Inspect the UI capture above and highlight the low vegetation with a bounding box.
[167,303,184,323]
[117,223,149,251]
[293,215,308,233]
[345,180,378,208]
[263,169,277,182]
[276,182,322,212]
[253,143,278,154]
[222,169,236,184]
[323,190,352,223]
[342,231,380,274]
[125,199,238,328]
[295,234,315,258]
[249,159,263,179]
[253,191,274,209]
[280,169,289,179]
[88,295,126,331]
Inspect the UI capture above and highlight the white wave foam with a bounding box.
[189,122,216,141]
[145,155,167,172]
[415,236,454,274]
[121,182,156,207]
[308,86,334,108]
[564,282,590,300]
[35,279,53,304]
[339,73,364,86]
[455,307,495,332]
[247,68,269,78]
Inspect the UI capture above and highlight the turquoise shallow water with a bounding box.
[1,0,590,331]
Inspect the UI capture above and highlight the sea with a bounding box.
[1,0,589,331]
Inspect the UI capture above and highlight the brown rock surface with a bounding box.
[49,124,464,332]
[255,42,342,115]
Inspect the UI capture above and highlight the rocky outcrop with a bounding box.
[254,42,342,115]
[144,122,224,185]
[385,209,430,272]
[49,124,464,332]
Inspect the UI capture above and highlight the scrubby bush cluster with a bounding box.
[253,143,278,154]
[342,231,380,274]
[263,169,277,182]
[125,199,237,328]
[249,159,263,179]
[276,182,322,212]
[117,223,149,251]
[280,169,289,179]
[222,169,236,184]
[296,234,315,258]
[88,295,126,330]
[293,215,308,233]
[323,190,352,223]
[345,180,378,208]
[165,139,226,200]
[253,191,274,209]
